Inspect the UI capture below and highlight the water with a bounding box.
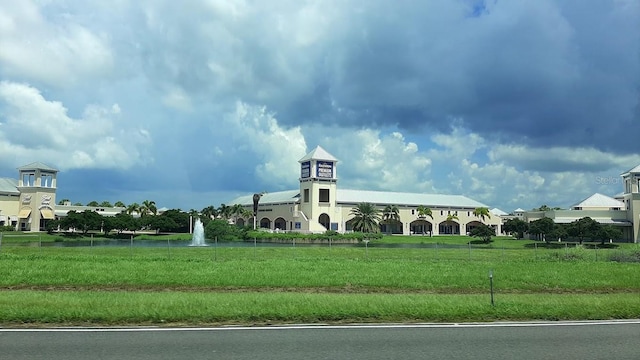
[189,218,207,246]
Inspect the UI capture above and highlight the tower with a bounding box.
[17,162,58,232]
[621,165,640,242]
[298,146,338,232]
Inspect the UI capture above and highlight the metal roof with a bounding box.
[17,162,58,172]
[0,177,19,194]
[228,188,489,209]
[621,164,640,176]
[229,190,301,206]
[298,146,338,162]
[571,193,624,209]
[553,217,632,226]
[490,208,508,216]
[336,189,489,208]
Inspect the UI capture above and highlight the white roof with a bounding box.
[229,188,490,209]
[490,208,508,216]
[571,193,624,209]
[298,146,338,162]
[514,208,525,212]
[229,190,300,206]
[0,177,19,194]
[337,189,488,208]
[621,164,640,176]
[553,217,632,226]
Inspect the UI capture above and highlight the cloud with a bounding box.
[489,145,640,172]
[0,1,113,86]
[223,101,307,189]
[0,81,151,170]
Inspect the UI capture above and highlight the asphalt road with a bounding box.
[1,321,638,360]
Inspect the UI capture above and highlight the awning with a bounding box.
[40,208,55,219]
[18,208,31,218]
[0,215,6,222]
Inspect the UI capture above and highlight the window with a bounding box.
[295,222,301,229]
[303,189,309,203]
[319,188,330,203]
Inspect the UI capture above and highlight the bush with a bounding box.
[204,219,243,241]
[0,225,16,232]
[609,250,640,263]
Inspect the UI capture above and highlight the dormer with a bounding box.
[620,164,640,194]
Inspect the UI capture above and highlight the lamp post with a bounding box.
[252,193,263,230]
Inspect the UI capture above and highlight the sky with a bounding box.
[0,0,639,213]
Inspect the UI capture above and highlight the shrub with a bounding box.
[609,250,640,263]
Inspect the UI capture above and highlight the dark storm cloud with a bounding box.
[275,0,640,153]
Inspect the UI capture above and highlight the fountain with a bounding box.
[189,218,207,246]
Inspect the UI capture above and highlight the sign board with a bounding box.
[301,161,311,178]
[316,161,333,178]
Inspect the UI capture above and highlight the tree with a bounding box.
[110,213,139,234]
[597,225,623,245]
[473,207,491,222]
[99,201,113,208]
[381,204,400,234]
[114,201,126,208]
[87,201,99,207]
[160,209,191,233]
[470,224,495,243]
[231,204,251,225]
[416,205,433,219]
[503,218,528,239]
[145,215,179,233]
[349,203,381,233]
[445,213,459,222]
[205,219,242,241]
[529,217,555,241]
[567,217,601,244]
[57,199,70,205]
[548,224,568,242]
[217,204,232,220]
[201,205,219,220]
[140,200,157,217]
[59,210,103,235]
[126,202,140,215]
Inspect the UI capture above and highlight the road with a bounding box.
[1,321,638,360]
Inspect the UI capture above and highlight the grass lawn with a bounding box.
[0,238,639,326]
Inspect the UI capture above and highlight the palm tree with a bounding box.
[446,213,459,222]
[140,200,157,217]
[201,205,218,220]
[349,203,381,233]
[381,204,400,234]
[231,204,249,224]
[126,202,140,215]
[473,207,491,222]
[217,204,232,220]
[416,205,433,219]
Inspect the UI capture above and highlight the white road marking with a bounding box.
[1,319,639,332]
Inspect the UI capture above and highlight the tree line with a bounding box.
[502,217,623,244]
[46,202,252,236]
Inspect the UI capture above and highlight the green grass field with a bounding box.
[0,234,639,326]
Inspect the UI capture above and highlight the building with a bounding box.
[0,162,58,231]
[229,146,502,235]
[518,165,640,242]
[0,162,125,232]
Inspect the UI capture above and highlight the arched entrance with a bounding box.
[410,219,433,235]
[236,218,245,227]
[439,220,460,235]
[380,220,403,234]
[259,217,271,229]
[274,217,287,231]
[318,213,330,230]
[465,221,483,235]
